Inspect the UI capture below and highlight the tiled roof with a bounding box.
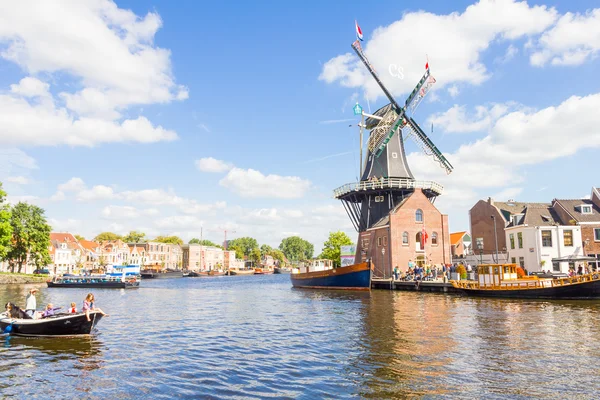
[371,215,389,229]
[553,199,600,223]
[494,201,550,222]
[523,205,562,226]
[50,232,77,242]
[79,240,99,251]
[450,231,467,246]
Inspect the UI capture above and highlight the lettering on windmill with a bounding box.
[388,64,404,79]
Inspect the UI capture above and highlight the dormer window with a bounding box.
[61,243,66,249]
[581,205,592,214]
[511,214,523,225]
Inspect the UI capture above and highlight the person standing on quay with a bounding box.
[25,288,38,318]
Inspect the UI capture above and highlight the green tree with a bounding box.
[154,235,183,245]
[279,236,314,262]
[0,182,12,261]
[249,247,261,263]
[94,232,122,242]
[6,202,52,273]
[189,238,221,247]
[270,249,286,264]
[228,244,244,260]
[228,237,258,256]
[74,234,85,241]
[319,231,353,267]
[260,244,273,254]
[123,230,147,243]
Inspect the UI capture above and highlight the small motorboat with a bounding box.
[185,271,201,277]
[254,268,274,275]
[1,311,105,337]
[274,267,291,274]
[229,269,255,275]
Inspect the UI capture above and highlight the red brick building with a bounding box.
[354,189,451,278]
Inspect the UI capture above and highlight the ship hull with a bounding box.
[290,262,371,290]
[455,278,600,299]
[140,270,183,279]
[1,311,104,337]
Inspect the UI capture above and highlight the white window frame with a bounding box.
[581,205,593,214]
[595,228,600,242]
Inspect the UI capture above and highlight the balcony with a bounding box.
[333,178,443,199]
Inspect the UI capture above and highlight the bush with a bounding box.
[456,264,467,280]
[516,267,525,278]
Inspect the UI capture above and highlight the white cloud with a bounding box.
[0,148,37,178]
[5,176,30,185]
[180,201,227,215]
[101,205,159,220]
[195,157,234,173]
[154,215,204,230]
[496,44,518,64]
[429,103,517,133]
[531,9,600,66]
[410,92,600,212]
[76,185,117,201]
[320,0,557,100]
[48,218,81,232]
[5,195,40,205]
[219,168,312,199]
[58,177,86,192]
[0,1,185,147]
[447,85,460,98]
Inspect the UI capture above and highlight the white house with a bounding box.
[505,205,583,274]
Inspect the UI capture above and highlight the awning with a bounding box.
[552,255,598,262]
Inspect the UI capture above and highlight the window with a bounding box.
[375,196,384,203]
[402,232,409,245]
[512,215,521,225]
[432,232,438,245]
[595,228,600,241]
[581,205,592,214]
[415,209,423,222]
[509,233,515,249]
[519,257,525,268]
[563,230,573,247]
[541,230,552,247]
[377,237,382,246]
[552,261,560,272]
[383,236,388,246]
[511,257,516,264]
[517,232,523,249]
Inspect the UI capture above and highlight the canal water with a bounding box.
[1,274,599,399]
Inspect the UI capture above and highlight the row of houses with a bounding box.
[1,233,243,275]
[469,186,600,273]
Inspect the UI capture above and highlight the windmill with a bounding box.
[334,39,453,232]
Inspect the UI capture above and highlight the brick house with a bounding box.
[552,188,600,270]
[450,231,472,257]
[99,240,130,266]
[470,198,549,255]
[353,189,451,278]
[79,240,101,270]
[49,232,84,275]
[128,244,147,266]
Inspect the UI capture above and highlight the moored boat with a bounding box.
[1,310,104,337]
[254,268,274,275]
[208,270,226,276]
[47,275,139,289]
[140,269,184,279]
[229,269,255,275]
[274,267,291,274]
[290,260,372,290]
[451,263,600,299]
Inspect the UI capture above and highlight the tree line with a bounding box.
[0,183,52,273]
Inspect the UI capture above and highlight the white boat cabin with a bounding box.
[294,259,334,274]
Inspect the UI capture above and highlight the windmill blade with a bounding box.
[367,108,398,152]
[351,40,401,112]
[405,72,436,115]
[404,118,454,174]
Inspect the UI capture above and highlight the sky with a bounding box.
[1,0,599,253]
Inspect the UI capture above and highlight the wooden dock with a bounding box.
[371,278,460,293]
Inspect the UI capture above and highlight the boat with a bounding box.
[254,267,274,275]
[451,263,600,299]
[229,269,255,275]
[290,259,372,290]
[1,310,104,337]
[140,268,183,279]
[47,274,139,288]
[184,271,201,277]
[274,267,291,274]
[208,270,226,276]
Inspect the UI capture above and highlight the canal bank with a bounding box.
[0,273,48,285]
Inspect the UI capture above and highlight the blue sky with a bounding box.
[0,0,599,251]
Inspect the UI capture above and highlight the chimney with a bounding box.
[488,197,494,206]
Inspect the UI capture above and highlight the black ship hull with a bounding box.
[456,278,600,299]
[140,270,183,279]
[47,281,139,288]
[1,311,104,337]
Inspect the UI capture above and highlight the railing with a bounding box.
[333,178,443,198]
[451,272,600,290]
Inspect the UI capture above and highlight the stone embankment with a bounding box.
[0,274,48,284]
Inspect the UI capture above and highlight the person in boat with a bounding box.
[69,302,77,313]
[5,302,30,319]
[41,303,62,318]
[83,293,108,322]
[25,288,38,318]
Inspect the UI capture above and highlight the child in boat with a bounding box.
[41,303,62,318]
[82,293,108,322]
[69,302,77,313]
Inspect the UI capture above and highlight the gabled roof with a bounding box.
[79,240,99,252]
[506,205,562,227]
[553,199,600,223]
[494,201,550,222]
[50,232,77,243]
[450,231,467,246]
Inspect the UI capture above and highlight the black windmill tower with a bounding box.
[334,39,454,233]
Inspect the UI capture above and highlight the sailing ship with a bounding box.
[451,264,600,299]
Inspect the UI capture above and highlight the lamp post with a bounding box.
[491,215,499,264]
[476,238,484,265]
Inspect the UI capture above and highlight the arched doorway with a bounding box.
[416,255,425,267]
[415,232,423,252]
